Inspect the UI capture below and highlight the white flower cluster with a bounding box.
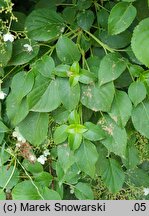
[37,149,50,165]
[3,32,15,42]
[2,33,33,53]
[28,155,37,163]
[12,127,26,143]
[23,44,33,52]
[0,90,7,99]
[143,188,149,196]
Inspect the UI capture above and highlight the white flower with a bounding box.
[37,155,47,165]
[23,44,33,52]
[60,27,65,33]
[3,33,14,42]
[0,90,7,99]
[43,149,50,157]
[29,155,36,163]
[143,188,149,196]
[12,127,26,143]
[16,142,21,148]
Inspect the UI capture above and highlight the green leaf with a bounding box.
[8,39,39,66]
[31,79,61,112]
[11,71,34,102]
[134,0,149,21]
[126,168,149,187]
[18,112,49,146]
[69,74,80,87]
[25,9,64,41]
[6,95,29,126]
[63,164,80,185]
[132,100,149,138]
[75,140,98,178]
[81,82,115,112]
[87,56,100,77]
[63,6,77,24]
[57,144,75,173]
[12,180,42,200]
[122,137,139,169]
[52,106,69,124]
[0,42,12,67]
[27,74,50,109]
[74,182,94,199]
[0,134,4,145]
[11,12,26,31]
[54,64,69,77]
[68,110,80,124]
[79,69,96,84]
[77,0,92,10]
[97,9,109,29]
[83,122,106,141]
[33,55,55,78]
[40,187,61,200]
[128,64,144,77]
[68,133,82,151]
[128,81,147,106]
[0,189,5,200]
[77,10,94,30]
[98,53,126,85]
[66,124,87,134]
[13,180,61,200]
[54,125,68,144]
[131,18,149,67]
[99,30,131,49]
[109,90,132,127]
[34,172,53,187]
[99,158,125,193]
[100,115,127,158]
[70,62,80,74]
[22,159,43,175]
[58,78,80,111]
[56,36,81,64]
[0,0,7,8]
[35,0,56,10]
[0,166,19,189]
[0,150,10,166]
[12,180,61,200]
[0,121,9,133]
[108,2,136,35]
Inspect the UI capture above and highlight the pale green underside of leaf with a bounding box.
[132,100,149,138]
[131,18,149,67]
[108,2,136,35]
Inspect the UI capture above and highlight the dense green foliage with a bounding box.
[0,0,149,200]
